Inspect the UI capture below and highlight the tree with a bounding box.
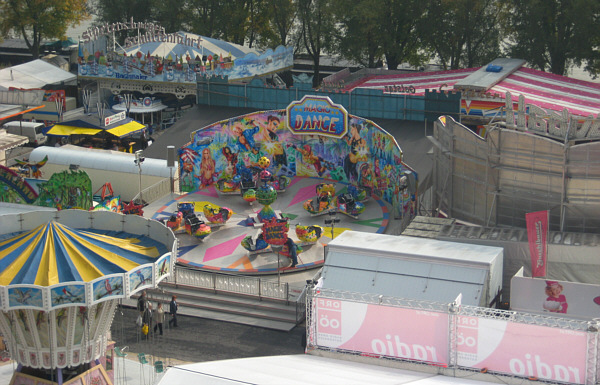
[376,0,428,71]
[94,0,154,44]
[297,0,337,87]
[0,0,89,58]
[420,0,502,70]
[501,0,600,76]
[151,0,190,34]
[188,0,221,37]
[333,0,384,68]
[254,0,297,48]
[219,0,253,45]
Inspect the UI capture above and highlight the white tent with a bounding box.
[157,355,494,385]
[0,59,76,91]
[120,31,258,62]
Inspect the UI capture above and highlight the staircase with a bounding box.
[128,280,305,332]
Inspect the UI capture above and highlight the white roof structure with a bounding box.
[112,101,168,114]
[157,355,493,385]
[121,31,258,62]
[322,232,504,306]
[0,129,28,152]
[0,59,77,91]
[28,144,171,178]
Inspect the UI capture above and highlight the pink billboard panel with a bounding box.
[457,316,587,384]
[511,276,600,320]
[314,297,449,365]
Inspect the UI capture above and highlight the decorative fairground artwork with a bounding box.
[78,24,293,82]
[8,286,43,309]
[50,283,87,308]
[0,165,93,210]
[36,169,93,210]
[156,254,171,283]
[128,265,154,293]
[0,165,38,204]
[92,275,124,303]
[178,97,418,220]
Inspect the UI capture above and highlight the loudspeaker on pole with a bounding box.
[167,146,175,167]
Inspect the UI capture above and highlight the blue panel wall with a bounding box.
[196,75,460,122]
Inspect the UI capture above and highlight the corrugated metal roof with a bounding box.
[321,232,502,306]
[327,232,502,266]
[349,61,600,118]
[322,252,487,305]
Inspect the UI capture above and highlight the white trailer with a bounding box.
[28,145,171,202]
[322,231,504,307]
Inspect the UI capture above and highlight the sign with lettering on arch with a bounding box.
[286,95,348,138]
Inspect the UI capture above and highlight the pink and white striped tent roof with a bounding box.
[349,66,600,118]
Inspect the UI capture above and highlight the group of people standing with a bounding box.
[137,291,179,337]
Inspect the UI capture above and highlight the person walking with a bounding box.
[142,302,153,339]
[154,302,165,335]
[168,295,178,328]
[137,290,147,316]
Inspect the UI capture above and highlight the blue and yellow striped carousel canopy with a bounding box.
[0,221,166,287]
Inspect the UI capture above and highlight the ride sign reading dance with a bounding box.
[286,95,348,138]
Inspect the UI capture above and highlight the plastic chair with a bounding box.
[138,352,149,385]
[154,360,164,374]
[114,346,128,384]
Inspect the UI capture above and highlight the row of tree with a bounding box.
[1,0,599,85]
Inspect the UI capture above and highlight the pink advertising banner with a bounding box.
[456,316,587,384]
[510,276,600,320]
[314,297,449,365]
[526,210,548,277]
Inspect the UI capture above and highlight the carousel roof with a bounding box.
[121,31,258,61]
[0,221,164,286]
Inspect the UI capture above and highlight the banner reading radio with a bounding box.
[526,211,548,277]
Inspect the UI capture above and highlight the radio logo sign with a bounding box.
[286,95,348,138]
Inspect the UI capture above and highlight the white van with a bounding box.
[2,121,48,146]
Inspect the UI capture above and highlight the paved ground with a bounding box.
[110,305,306,366]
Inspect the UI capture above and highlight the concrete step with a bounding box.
[128,283,302,332]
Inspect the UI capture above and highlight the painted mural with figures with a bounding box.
[178,96,418,220]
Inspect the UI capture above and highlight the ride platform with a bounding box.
[151,177,390,275]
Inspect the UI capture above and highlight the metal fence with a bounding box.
[196,76,460,122]
[167,265,293,302]
[306,287,598,385]
[131,177,172,205]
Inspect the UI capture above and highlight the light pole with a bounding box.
[271,245,283,285]
[134,150,145,205]
[324,210,340,240]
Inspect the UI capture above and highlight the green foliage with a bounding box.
[36,170,93,210]
[332,0,384,68]
[297,0,337,87]
[91,0,600,79]
[501,0,600,76]
[420,0,502,70]
[0,0,89,58]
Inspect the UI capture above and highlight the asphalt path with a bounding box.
[110,305,306,365]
